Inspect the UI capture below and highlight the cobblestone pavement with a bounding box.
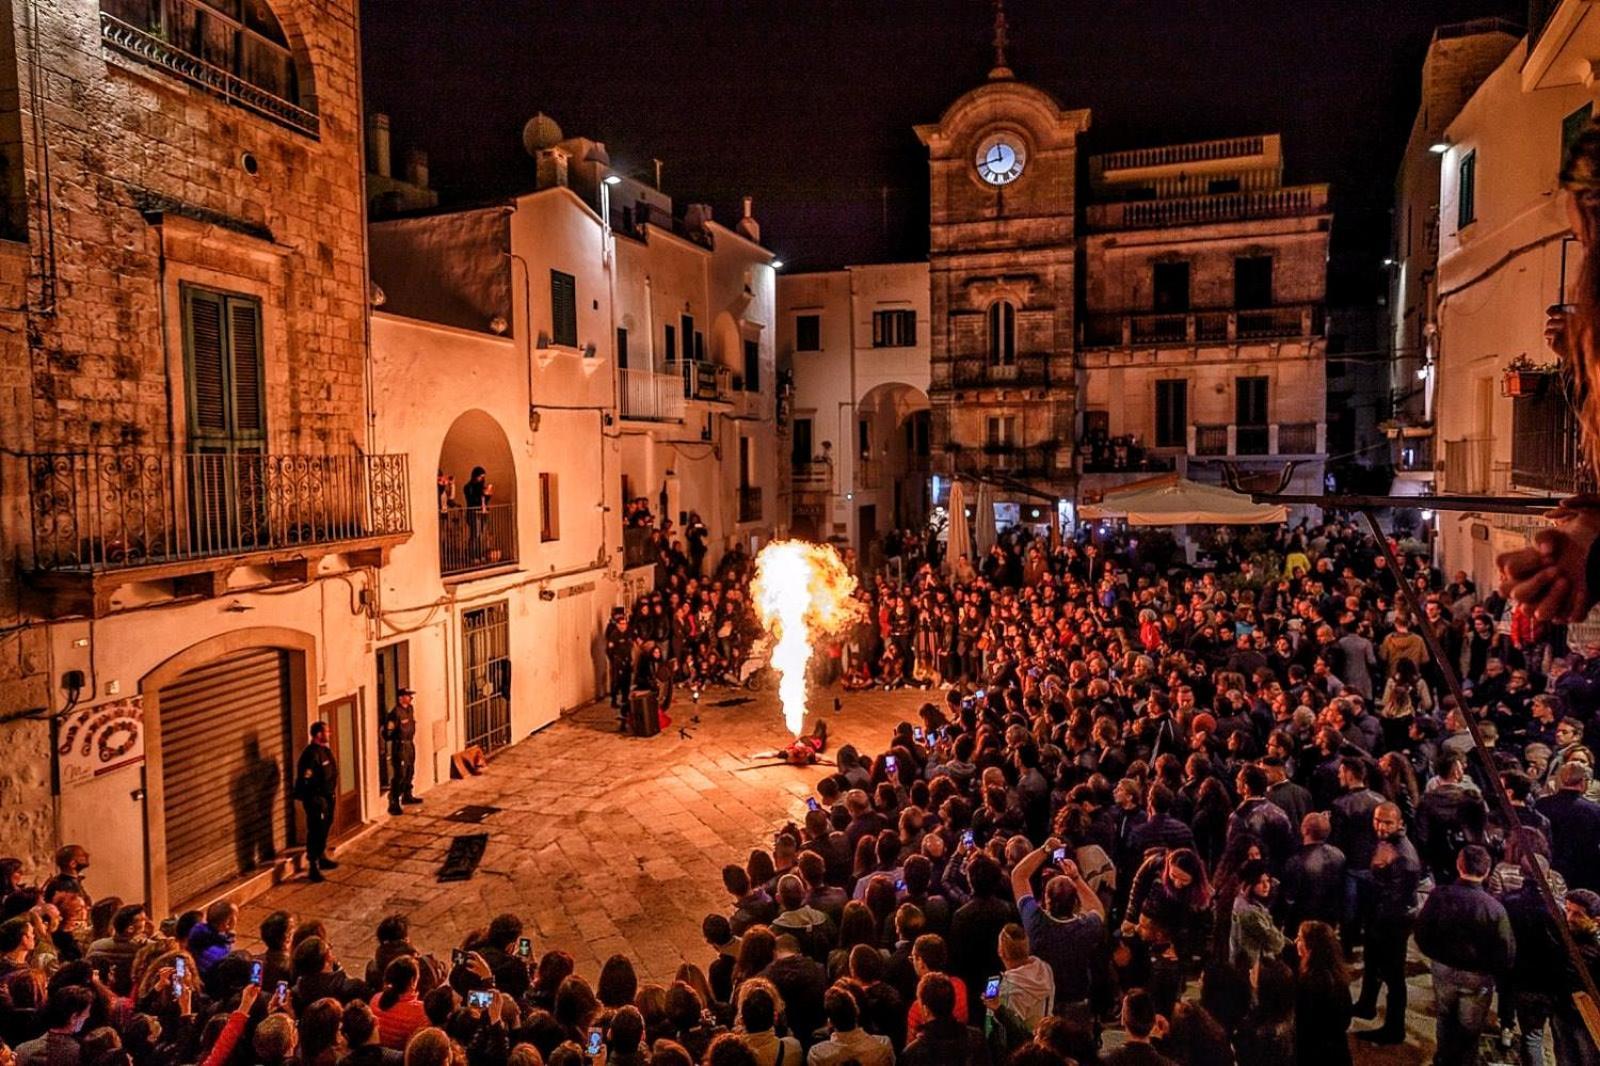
[240,685,918,984]
[238,683,1451,1064]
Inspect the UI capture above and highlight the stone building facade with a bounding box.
[0,0,410,913]
[784,58,1333,553]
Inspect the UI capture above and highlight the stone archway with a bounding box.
[854,382,933,562]
[437,409,519,574]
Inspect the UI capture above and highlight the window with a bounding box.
[743,339,761,392]
[987,301,1016,365]
[792,418,813,467]
[858,419,871,459]
[739,436,753,489]
[1236,376,1268,424]
[1565,103,1594,162]
[796,314,821,351]
[1457,150,1477,229]
[664,323,677,363]
[100,0,315,135]
[1234,256,1273,310]
[550,270,577,347]
[1153,261,1190,312]
[539,472,559,542]
[986,415,1017,448]
[183,285,265,449]
[872,309,916,347]
[694,331,705,363]
[616,326,629,369]
[1155,380,1188,449]
[681,315,696,362]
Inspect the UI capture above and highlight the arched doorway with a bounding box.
[139,627,316,915]
[855,383,932,568]
[438,409,519,577]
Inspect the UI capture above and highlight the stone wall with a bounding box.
[0,0,365,867]
[18,0,367,452]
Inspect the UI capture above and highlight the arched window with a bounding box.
[988,301,1016,366]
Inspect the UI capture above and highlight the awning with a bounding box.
[1080,475,1288,526]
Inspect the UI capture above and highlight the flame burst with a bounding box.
[752,540,860,737]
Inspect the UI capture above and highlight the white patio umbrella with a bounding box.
[945,480,972,570]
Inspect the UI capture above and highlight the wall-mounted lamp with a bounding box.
[1428,138,1451,155]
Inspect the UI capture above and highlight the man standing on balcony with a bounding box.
[463,467,493,561]
[294,722,339,882]
[382,689,422,816]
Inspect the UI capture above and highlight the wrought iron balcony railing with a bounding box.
[1080,305,1322,349]
[27,449,410,572]
[100,5,320,138]
[439,504,518,578]
[948,353,1051,389]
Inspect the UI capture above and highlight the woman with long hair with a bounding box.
[1293,921,1353,1066]
[730,927,775,989]
[1376,752,1421,831]
[372,956,428,1050]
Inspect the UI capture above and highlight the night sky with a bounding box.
[362,0,1526,299]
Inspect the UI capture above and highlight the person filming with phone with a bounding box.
[1010,845,1105,1024]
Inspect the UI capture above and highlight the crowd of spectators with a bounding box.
[5,518,1600,1066]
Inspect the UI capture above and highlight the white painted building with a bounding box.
[776,263,931,562]
[1427,0,1599,586]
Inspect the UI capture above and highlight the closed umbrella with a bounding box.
[945,481,972,571]
[975,482,997,556]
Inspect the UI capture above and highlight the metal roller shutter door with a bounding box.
[158,647,291,905]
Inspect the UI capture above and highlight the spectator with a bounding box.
[806,985,890,1066]
[1415,845,1516,1066]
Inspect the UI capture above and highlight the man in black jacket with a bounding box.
[1415,845,1516,1065]
[1281,812,1345,933]
[1536,761,1600,891]
[293,722,339,883]
[1354,803,1422,1045]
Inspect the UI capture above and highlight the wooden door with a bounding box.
[318,696,362,836]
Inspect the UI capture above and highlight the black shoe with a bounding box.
[1355,1028,1404,1045]
[402,796,424,805]
[1351,1003,1377,1021]
[319,858,339,869]
[388,804,403,816]
[308,867,325,883]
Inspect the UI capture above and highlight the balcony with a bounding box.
[622,525,657,570]
[1097,135,1268,173]
[26,449,410,616]
[1077,434,1177,475]
[1080,304,1322,350]
[100,1,319,138]
[619,368,686,422]
[962,442,1055,478]
[1189,422,1323,459]
[1512,390,1589,493]
[668,360,733,403]
[738,485,764,523]
[1086,185,1330,230]
[948,353,1052,389]
[439,504,518,579]
[792,460,834,493]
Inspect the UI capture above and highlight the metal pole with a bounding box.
[1358,509,1600,1041]
[1253,492,1564,516]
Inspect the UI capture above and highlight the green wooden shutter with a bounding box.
[551,270,577,347]
[227,297,265,442]
[185,287,229,442]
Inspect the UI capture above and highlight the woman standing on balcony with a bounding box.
[1502,123,1600,622]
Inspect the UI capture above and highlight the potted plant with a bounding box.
[1502,354,1558,398]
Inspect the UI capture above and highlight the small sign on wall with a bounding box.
[57,696,144,786]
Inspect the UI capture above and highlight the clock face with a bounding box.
[975,134,1026,186]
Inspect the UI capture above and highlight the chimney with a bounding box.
[365,112,391,179]
[736,195,761,243]
[403,146,429,190]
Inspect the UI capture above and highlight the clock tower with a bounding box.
[914,7,1089,509]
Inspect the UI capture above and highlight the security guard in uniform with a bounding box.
[294,722,339,882]
[383,687,423,815]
